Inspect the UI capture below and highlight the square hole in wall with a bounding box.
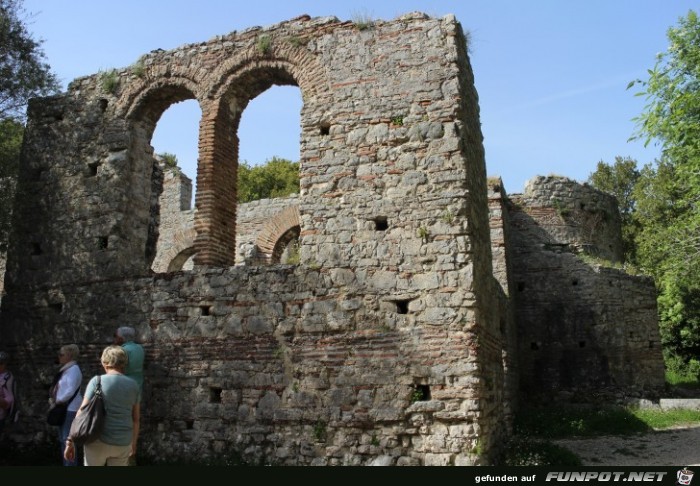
[97,236,109,250]
[374,216,388,231]
[530,342,539,351]
[86,162,99,177]
[185,419,194,430]
[200,305,211,316]
[392,299,411,314]
[411,384,431,402]
[517,282,525,292]
[48,302,63,313]
[209,387,222,403]
[579,341,586,348]
[319,121,330,136]
[30,242,42,255]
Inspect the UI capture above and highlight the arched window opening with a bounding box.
[152,99,201,209]
[145,97,201,274]
[272,226,301,265]
[168,247,196,272]
[238,85,302,173]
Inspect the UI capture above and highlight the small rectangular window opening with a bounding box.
[87,162,99,177]
[411,384,431,402]
[209,387,222,403]
[394,299,410,314]
[374,217,388,231]
[48,302,63,313]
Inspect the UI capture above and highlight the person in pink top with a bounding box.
[0,351,15,437]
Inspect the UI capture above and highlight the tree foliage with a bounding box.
[0,0,59,121]
[587,156,641,261]
[1,0,58,252]
[593,10,700,372]
[237,157,299,203]
[630,10,700,367]
[0,118,22,252]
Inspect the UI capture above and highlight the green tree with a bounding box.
[628,9,700,372]
[587,156,641,261]
[0,118,22,252]
[1,0,59,253]
[237,157,299,203]
[0,0,59,121]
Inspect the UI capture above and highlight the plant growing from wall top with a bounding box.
[99,69,120,94]
[130,58,146,78]
[352,10,374,31]
[257,35,272,55]
[157,152,181,174]
[286,36,308,47]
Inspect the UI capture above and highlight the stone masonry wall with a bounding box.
[508,176,665,401]
[0,13,508,466]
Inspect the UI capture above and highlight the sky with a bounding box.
[21,0,697,195]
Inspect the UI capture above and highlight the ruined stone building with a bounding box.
[0,13,664,465]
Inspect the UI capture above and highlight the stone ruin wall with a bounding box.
[0,13,511,465]
[506,176,665,401]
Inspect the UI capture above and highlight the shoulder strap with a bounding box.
[67,384,80,403]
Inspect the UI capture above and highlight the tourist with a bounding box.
[64,345,140,466]
[0,351,15,437]
[49,344,82,466]
[113,327,144,391]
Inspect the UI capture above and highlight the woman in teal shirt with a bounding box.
[64,345,141,466]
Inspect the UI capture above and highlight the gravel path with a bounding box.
[553,424,700,466]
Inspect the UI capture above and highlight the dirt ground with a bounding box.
[553,424,700,466]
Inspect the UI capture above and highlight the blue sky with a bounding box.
[22,0,697,195]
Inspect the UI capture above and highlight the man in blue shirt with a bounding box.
[114,327,145,391]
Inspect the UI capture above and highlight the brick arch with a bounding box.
[167,247,196,272]
[112,79,203,272]
[255,206,301,264]
[118,70,207,122]
[207,42,331,102]
[151,226,196,274]
[193,45,332,267]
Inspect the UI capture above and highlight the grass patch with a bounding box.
[499,404,700,465]
[514,406,652,438]
[665,358,700,388]
[630,407,700,429]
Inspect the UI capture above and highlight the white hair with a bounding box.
[116,326,137,341]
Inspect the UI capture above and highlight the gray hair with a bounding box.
[60,344,80,361]
[116,326,136,341]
